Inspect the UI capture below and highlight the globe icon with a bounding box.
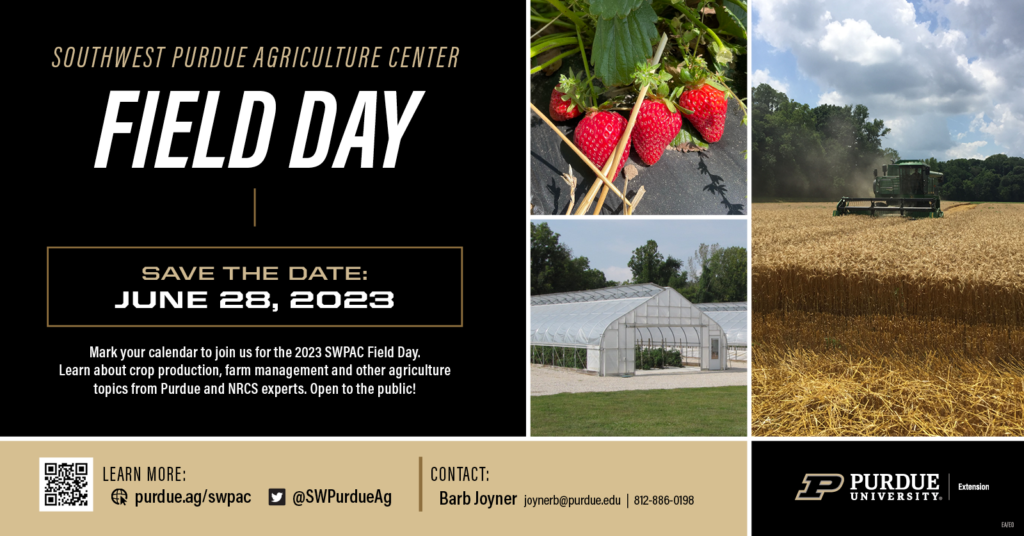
[111,488,128,506]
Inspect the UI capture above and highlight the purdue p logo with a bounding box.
[796,473,845,500]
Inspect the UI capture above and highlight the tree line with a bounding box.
[752,83,1023,201]
[530,222,609,294]
[627,240,747,303]
[924,155,1024,202]
[752,83,890,199]
[531,222,746,303]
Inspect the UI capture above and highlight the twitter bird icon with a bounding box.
[269,489,286,505]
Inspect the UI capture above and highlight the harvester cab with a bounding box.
[834,160,943,217]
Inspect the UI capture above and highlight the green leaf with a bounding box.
[705,78,729,92]
[714,2,747,40]
[632,60,659,86]
[724,1,747,28]
[671,122,709,149]
[592,2,660,86]
[590,0,649,19]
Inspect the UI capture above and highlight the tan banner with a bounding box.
[2,441,745,535]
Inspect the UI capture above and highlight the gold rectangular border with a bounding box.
[46,246,464,328]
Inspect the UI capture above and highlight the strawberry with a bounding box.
[628,62,684,165]
[633,100,682,165]
[549,69,584,121]
[679,83,728,143]
[550,88,581,121]
[573,111,631,180]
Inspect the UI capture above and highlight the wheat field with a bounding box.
[752,202,1024,436]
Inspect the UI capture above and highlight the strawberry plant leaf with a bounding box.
[714,1,747,40]
[590,0,649,19]
[592,2,659,86]
[671,122,709,150]
[705,78,729,92]
[724,1,747,29]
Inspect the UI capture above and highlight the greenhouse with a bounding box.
[695,302,747,360]
[530,284,729,376]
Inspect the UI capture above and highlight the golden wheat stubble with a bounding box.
[750,203,1024,437]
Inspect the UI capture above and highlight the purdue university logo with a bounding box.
[796,474,845,500]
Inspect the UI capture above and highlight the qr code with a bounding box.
[40,458,93,512]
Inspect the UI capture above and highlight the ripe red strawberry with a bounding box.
[632,100,682,165]
[549,88,581,121]
[549,69,583,121]
[573,111,631,180]
[678,84,728,142]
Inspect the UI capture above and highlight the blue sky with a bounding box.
[751,0,1024,160]
[534,219,747,283]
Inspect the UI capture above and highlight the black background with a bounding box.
[9,13,525,436]
[754,441,1022,533]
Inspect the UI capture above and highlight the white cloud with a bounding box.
[883,115,954,155]
[751,69,789,93]
[819,19,903,65]
[754,0,1024,158]
[937,29,966,50]
[945,140,988,160]
[893,1,917,23]
[603,266,632,282]
[817,90,843,106]
[972,104,1024,155]
[969,112,986,132]
[956,55,1001,93]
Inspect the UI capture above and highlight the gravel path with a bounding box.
[531,364,748,396]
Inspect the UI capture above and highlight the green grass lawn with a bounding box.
[531,386,746,437]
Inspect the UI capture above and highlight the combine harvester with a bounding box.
[834,159,944,217]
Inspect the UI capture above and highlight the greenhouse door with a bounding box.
[711,338,720,370]
[622,326,634,374]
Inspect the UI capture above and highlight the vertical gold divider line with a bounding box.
[460,248,464,326]
[418,457,423,512]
